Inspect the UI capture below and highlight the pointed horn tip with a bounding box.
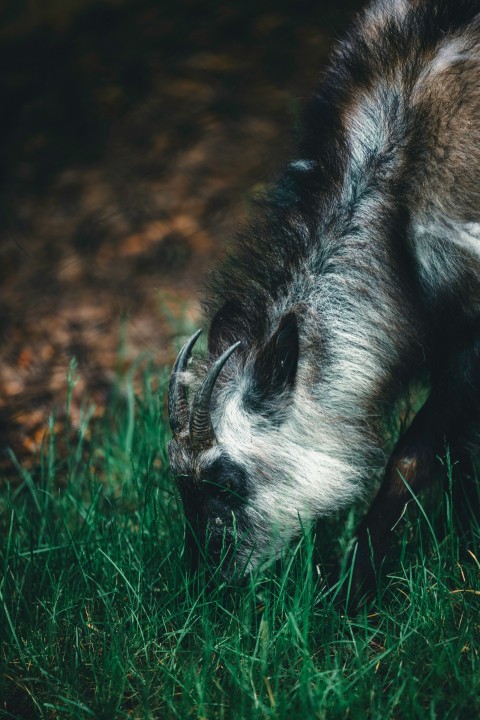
[168,328,203,436]
[179,328,203,356]
[171,328,202,372]
[218,340,241,361]
[205,340,242,380]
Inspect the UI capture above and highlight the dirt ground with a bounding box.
[0,0,362,470]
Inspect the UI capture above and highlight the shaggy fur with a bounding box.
[168,0,480,582]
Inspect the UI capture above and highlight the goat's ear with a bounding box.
[252,312,299,403]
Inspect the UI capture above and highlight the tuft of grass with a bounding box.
[1,365,480,719]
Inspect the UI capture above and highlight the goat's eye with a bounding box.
[204,477,233,496]
[202,456,248,503]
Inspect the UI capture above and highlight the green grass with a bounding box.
[2,363,480,719]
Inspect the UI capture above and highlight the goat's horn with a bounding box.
[190,341,241,448]
[168,329,202,436]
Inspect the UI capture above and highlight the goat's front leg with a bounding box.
[352,398,438,598]
[352,335,480,601]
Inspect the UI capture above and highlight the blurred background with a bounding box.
[0,0,363,469]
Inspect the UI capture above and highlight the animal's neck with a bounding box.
[288,177,425,437]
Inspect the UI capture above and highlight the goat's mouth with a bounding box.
[183,517,257,583]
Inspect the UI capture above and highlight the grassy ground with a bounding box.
[2,362,480,719]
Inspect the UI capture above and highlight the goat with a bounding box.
[168,0,480,594]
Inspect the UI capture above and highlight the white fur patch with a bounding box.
[368,0,410,26]
[213,362,371,566]
[196,445,223,472]
[289,159,316,172]
[345,90,388,175]
[412,218,480,292]
[421,37,475,83]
